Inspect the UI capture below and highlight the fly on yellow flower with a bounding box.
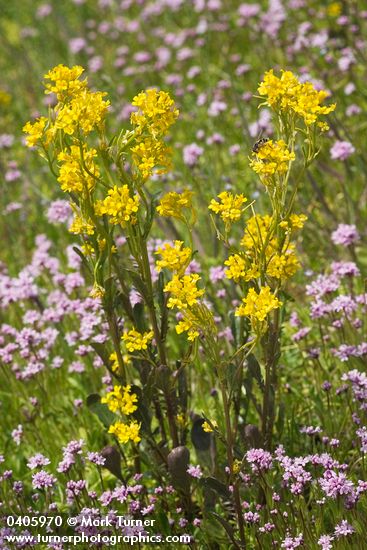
[250,139,295,181]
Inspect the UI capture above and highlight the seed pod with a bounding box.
[101,445,123,481]
[167,446,190,494]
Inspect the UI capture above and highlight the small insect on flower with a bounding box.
[252,138,269,153]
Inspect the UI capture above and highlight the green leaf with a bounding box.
[130,385,152,434]
[71,247,92,275]
[247,353,264,391]
[132,302,146,332]
[157,272,165,311]
[209,512,238,547]
[200,477,230,500]
[86,394,116,428]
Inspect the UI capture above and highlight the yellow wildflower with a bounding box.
[202,420,218,433]
[101,384,138,416]
[108,421,141,444]
[110,352,131,372]
[89,284,105,299]
[110,352,119,373]
[122,329,154,353]
[267,251,300,280]
[131,137,172,180]
[131,89,179,138]
[69,214,94,235]
[250,139,295,180]
[57,145,99,194]
[209,191,247,229]
[23,117,48,147]
[176,317,200,341]
[0,90,11,106]
[156,190,194,220]
[176,413,187,427]
[155,241,192,274]
[280,214,307,232]
[258,70,335,125]
[241,214,274,251]
[235,287,282,322]
[289,213,307,229]
[95,185,140,226]
[164,274,204,310]
[44,64,87,101]
[327,2,342,17]
[224,254,260,282]
[81,243,95,256]
[233,460,242,474]
[55,89,109,135]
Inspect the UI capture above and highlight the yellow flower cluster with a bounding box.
[175,316,200,342]
[55,90,109,136]
[108,421,141,444]
[101,384,138,415]
[57,145,99,194]
[44,64,87,101]
[235,287,282,322]
[155,241,192,274]
[224,254,259,282]
[102,383,141,445]
[267,250,300,279]
[23,64,109,148]
[23,117,48,147]
[279,213,308,231]
[109,352,131,373]
[0,89,11,106]
[156,190,194,220]
[250,139,295,180]
[327,2,342,17]
[241,214,272,250]
[95,185,140,226]
[164,274,204,310]
[240,214,300,282]
[258,70,336,126]
[164,273,205,341]
[69,214,94,235]
[131,89,179,138]
[131,137,172,180]
[209,191,247,230]
[130,89,179,180]
[202,420,218,433]
[122,329,154,353]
